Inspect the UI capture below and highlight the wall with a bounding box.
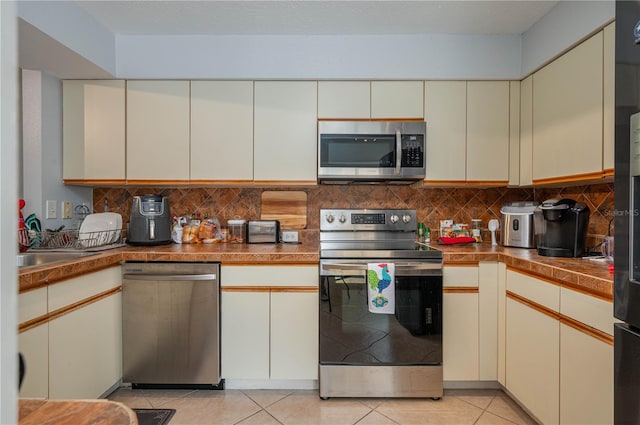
[94,183,613,251]
[21,69,92,229]
[1,1,19,422]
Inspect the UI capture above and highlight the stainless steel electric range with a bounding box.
[319,208,443,399]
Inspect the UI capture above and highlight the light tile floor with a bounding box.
[107,387,538,425]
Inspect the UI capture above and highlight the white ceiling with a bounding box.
[74,0,560,36]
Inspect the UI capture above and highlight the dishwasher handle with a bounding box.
[122,273,217,281]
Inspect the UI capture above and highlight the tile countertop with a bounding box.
[17,241,613,300]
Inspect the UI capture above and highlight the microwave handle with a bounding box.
[395,129,402,174]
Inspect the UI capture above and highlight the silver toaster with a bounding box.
[500,201,539,248]
[246,220,280,243]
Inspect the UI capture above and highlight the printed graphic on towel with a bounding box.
[367,263,395,314]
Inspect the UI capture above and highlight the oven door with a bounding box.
[319,260,442,366]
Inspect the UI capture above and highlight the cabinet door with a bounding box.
[424,81,467,182]
[254,81,317,182]
[126,80,190,182]
[519,76,534,186]
[506,297,560,425]
[603,22,615,174]
[63,80,125,182]
[318,81,370,119]
[271,291,319,379]
[18,324,48,398]
[49,292,122,399]
[371,81,424,119]
[508,81,521,186]
[221,291,270,379]
[191,81,254,182]
[466,81,510,182]
[532,32,603,182]
[560,323,613,425]
[443,266,479,380]
[443,292,479,381]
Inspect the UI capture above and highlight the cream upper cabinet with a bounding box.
[424,81,467,182]
[425,80,511,184]
[126,80,190,182]
[371,81,424,119]
[466,81,510,182]
[532,31,604,183]
[508,81,522,186]
[254,81,318,183]
[519,76,534,186]
[317,81,371,119]
[190,81,254,182]
[603,22,615,174]
[63,80,125,183]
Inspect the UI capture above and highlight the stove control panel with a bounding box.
[321,209,416,231]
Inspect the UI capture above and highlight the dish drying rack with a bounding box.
[19,228,123,251]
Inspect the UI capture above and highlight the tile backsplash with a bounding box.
[94,182,614,249]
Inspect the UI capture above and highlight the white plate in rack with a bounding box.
[78,212,122,247]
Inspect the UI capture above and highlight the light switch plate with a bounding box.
[46,200,57,219]
[62,201,72,219]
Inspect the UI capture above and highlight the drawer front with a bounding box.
[444,266,479,288]
[222,265,318,287]
[506,269,560,312]
[561,287,615,336]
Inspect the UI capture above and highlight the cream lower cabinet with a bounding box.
[253,81,318,183]
[443,262,499,382]
[220,291,271,379]
[506,296,560,425]
[18,287,49,398]
[49,291,122,399]
[560,323,613,425]
[443,265,479,381]
[221,265,319,383]
[18,267,122,400]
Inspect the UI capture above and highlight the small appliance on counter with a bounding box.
[247,220,280,243]
[533,198,589,258]
[127,195,171,246]
[500,201,539,248]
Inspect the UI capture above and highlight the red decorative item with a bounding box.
[18,199,28,252]
[437,236,477,245]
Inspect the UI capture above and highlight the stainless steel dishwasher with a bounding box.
[122,262,224,389]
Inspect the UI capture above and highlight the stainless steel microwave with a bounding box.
[318,121,426,183]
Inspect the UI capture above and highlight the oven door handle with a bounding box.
[395,129,402,174]
[321,261,443,275]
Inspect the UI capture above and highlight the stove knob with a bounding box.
[326,214,335,224]
[402,214,412,224]
[339,214,347,223]
[390,214,399,224]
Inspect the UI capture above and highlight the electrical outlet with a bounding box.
[62,201,72,219]
[46,200,57,219]
[282,230,299,243]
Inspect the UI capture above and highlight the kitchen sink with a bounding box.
[17,251,99,268]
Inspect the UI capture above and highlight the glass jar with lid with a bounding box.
[471,219,483,243]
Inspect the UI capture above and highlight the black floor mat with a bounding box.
[133,409,176,425]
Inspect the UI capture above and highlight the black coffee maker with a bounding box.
[533,198,590,257]
[127,194,172,246]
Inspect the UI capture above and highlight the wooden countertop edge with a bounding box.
[18,244,612,299]
[19,398,138,425]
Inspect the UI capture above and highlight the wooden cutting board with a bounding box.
[260,191,307,229]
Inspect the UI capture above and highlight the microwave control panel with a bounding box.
[401,135,424,167]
